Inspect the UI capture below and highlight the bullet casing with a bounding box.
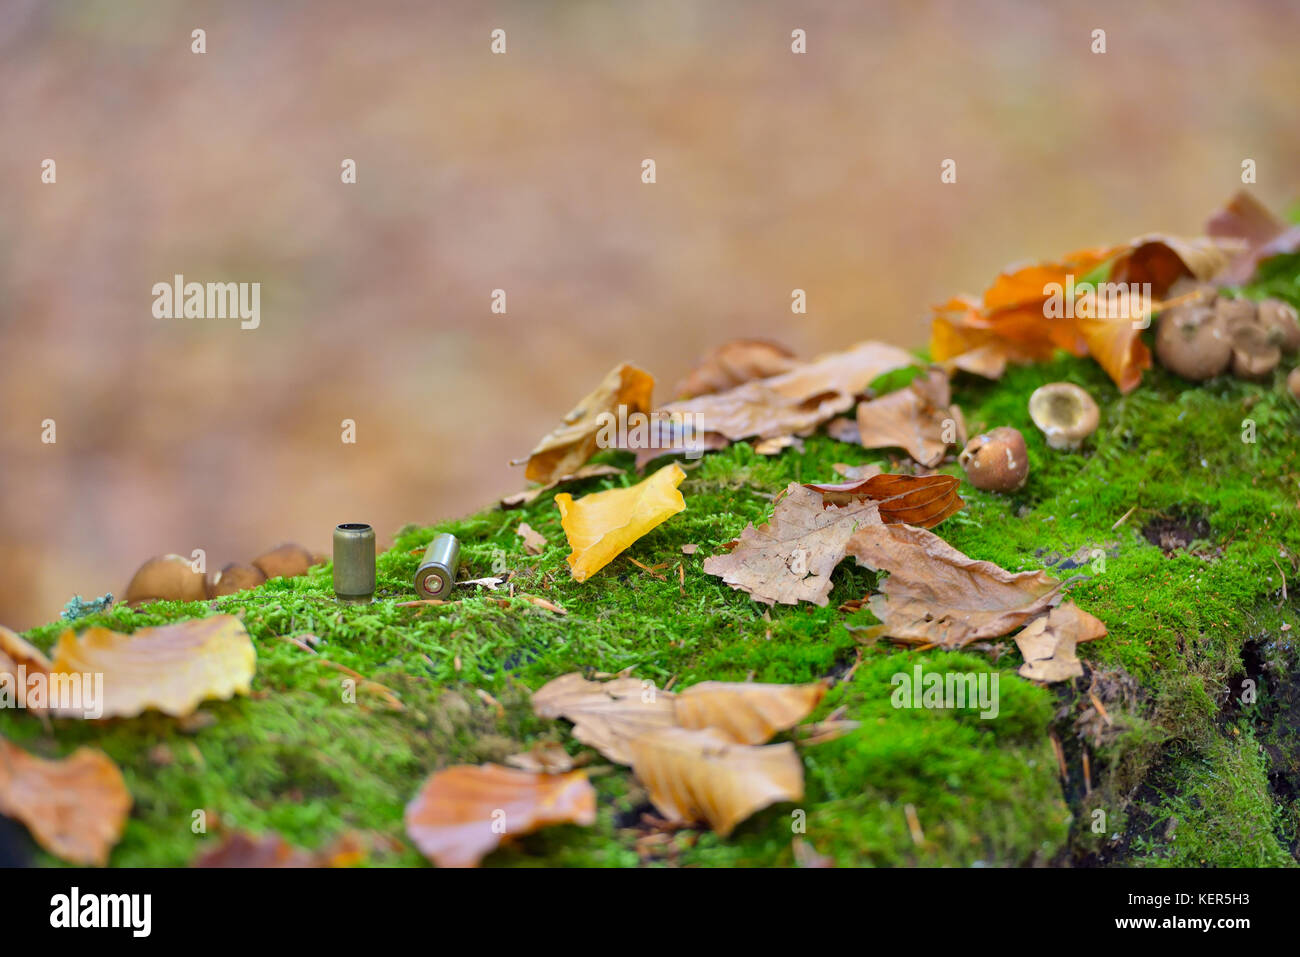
[415,533,460,600]
[333,523,376,602]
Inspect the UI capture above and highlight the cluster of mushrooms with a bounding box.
[124,543,320,605]
[956,293,1300,495]
[1155,294,1300,386]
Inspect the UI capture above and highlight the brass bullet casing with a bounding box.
[333,523,376,603]
[415,533,460,600]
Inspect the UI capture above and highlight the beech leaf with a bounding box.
[802,472,964,528]
[674,681,828,745]
[1015,602,1108,683]
[675,338,798,399]
[531,672,678,765]
[855,368,961,467]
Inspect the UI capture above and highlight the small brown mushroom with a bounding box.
[1027,383,1100,450]
[251,543,315,579]
[1229,323,1281,381]
[208,562,267,598]
[958,426,1029,493]
[1214,296,1257,334]
[1154,302,1232,380]
[1258,299,1300,354]
[1288,366,1300,404]
[124,554,208,606]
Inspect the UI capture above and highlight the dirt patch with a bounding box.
[1141,512,1218,558]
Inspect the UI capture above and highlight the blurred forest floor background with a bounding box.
[2,0,1298,627]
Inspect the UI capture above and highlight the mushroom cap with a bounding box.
[1027,383,1100,450]
[124,554,208,605]
[251,543,315,580]
[1229,323,1281,381]
[1288,366,1300,404]
[1215,296,1258,333]
[958,426,1029,493]
[1258,299,1300,354]
[208,562,268,598]
[1154,303,1232,380]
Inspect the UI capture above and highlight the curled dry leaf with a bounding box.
[753,434,804,456]
[0,625,53,712]
[657,340,916,443]
[675,338,798,399]
[531,673,678,765]
[626,727,803,837]
[501,464,626,509]
[674,681,828,745]
[0,736,131,865]
[855,368,961,467]
[49,614,256,719]
[523,363,654,485]
[404,764,596,868]
[847,524,1063,648]
[555,463,686,582]
[802,472,964,528]
[703,484,881,607]
[1015,602,1108,683]
[1206,190,1300,285]
[515,522,548,555]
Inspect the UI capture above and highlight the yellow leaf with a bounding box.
[556,463,686,582]
[626,727,804,836]
[49,614,256,719]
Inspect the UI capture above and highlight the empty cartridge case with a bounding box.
[333,523,375,602]
[415,533,459,600]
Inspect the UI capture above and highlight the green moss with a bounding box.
[5,269,1300,868]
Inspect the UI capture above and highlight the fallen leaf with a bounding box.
[532,673,678,764]
[1206,190,1300,284]
[505,742,576,774]
[658,340,917,443]
[501,464,626,508]
[847,524,1064,647]
[193,831,365,868]
[404,765,596,868]
[556,463,686,582]
[674,681,827,745]
[1074,288,1153,394]
[515,594,567,615]
[1015,602,1108,683]
[675,339,798,398]
[803,472,964,528]
[855,368,960,467]
[515,523,548,555]
[753,435,804,455]
[793,719,862,746]
[626,727,803,836]
[1108,234,1227,298]
[48,615,256,718]
[703,484,880,607]
[831,462,881,480]
[0,625,52,712]
[680,543,699,555]
[522,363,654,484]
[0,737,131,865]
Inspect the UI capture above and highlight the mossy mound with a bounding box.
[6,264,1300,868]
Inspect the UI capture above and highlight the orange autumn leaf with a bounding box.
[0,625,53,712]
[674,681,828,745]
[0,737,131,865]
[556,463,686,582]
[981,244,1128,313]
[802,472,964,528]
[626,727,804,836]
[49,614,256,719]
[522,363,654,485]
[404,764,596,868]
[1075,288,1153,394]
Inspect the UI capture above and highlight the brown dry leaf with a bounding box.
[555,463,686,582]
[675,339,798,399]
[0,625,52,712]
[0,737,131,865]
[680,543,699,555]
[793,719,862,746]
[626,727,803,837]
[532,672,678,765]
[1108,234,1227,298]
[703,484,881,607]
[658,340,916,443]
[855,368,959,467]
[803,472,964,528]
[847,524,1063,648]
[674,681,828,745]
[522,363,654,485]
[404,764,596,868]
[501,464,626,509]
[831,462,882,480]
[1015,602,1108,683]
[48,614,256,719]
[1207,190,1300,284]
[194,831,350,868]
[753,435,804,456]
[515,522,548,555]
[505,742,576,774]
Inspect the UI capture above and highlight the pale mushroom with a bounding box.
[1028,383,1099,451]
[1154,302,1232,381]
[958,426,1029,493]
